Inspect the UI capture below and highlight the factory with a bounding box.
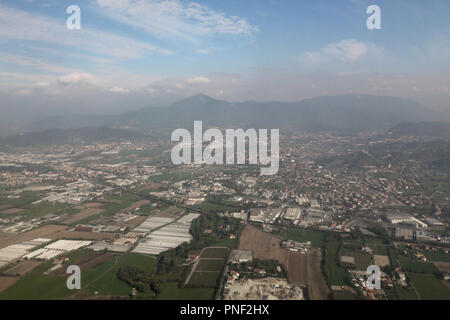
[385,214,427,228]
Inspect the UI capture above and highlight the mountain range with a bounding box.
[30,94,444,133]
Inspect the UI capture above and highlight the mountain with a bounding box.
[31,94,439,133]
[388,122,450,138]
[0,127,144,147]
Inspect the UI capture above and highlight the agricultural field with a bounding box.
[324,242,348,286]
[407,273,450,300]
[62,202,104,225]
[157,282,215,300]
[366,240,389,256]
[385,284,418,300]
[0,249,159,299]
[340,247,372,270]
[423,251,450,263]
[280,228,325,248]
[238,225,329,300]
[4,260,42,276]
[398,255,440,274]
[200,247,230,259]
[81,253,157,297]
[331,291,357,300]
[196,259,225,272]
[188,272,221,288]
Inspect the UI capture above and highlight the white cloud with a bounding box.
[58,72,100,85]
[298,39,381,65]
[0,4,173,59]
[323,39,368,61]
[95,0,258,42]
[186,76,211,84]
[196,47,221,54]
[109,86,130,94]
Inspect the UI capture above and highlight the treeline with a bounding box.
[117,266,165,296]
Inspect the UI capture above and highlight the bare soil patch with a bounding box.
[52,252,118,276]
[48,231,118,241]
[62,208,104,225]
[4,260,42,276]
[238,225,329,300]
[153,206,184,219]
[0,276,20,292]
[1,208,24,215]
[434,262,450,273]
[0,224,68,249]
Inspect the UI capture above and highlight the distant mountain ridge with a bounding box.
[0,127,144,147]
[31,94,440,133]
[388,121,450,138]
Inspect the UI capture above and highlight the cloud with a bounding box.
[95,0,258,42]
[195,47,221,55]
[298,39,382,65]
[58,72,100,85]
[109,86,130,94]
[0,4,173,59]
[186,76,211,84]
[323,39,368,61]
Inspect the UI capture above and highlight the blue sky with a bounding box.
[0,0,450,116]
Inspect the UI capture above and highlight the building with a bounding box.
[228,249,253,264]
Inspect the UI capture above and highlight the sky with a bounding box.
[0,0,450,125]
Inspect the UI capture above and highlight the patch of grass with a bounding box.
[398,255,440,274]
[332,291,357,300]
[196,259,225,272]
[84,253,157,296]
[157,282,215,300]
[280,228,325,248]
[325,242,348,286]
[423,251,450,263]
[201,248,230,259]
[0,274,73,300]
[188,272,221,288]
[340,248,372,270]
[385,285,418,300]
[407,273,450,300]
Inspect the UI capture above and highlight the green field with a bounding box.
[280,228,325,248]
[398,255,440,274]
[385,285,418,300]
[407,273,450,300]
[340,248,372,270]
[423,251,450,263]
[196,259,225,272]
[83,253,157,296]
[0,274,73,300]
[366,239,389,256]
[324,242,348,286]
[0,251,158,299]
[157,282,215,300]
[0,256,116,300]
[201,248,230,259]
[332,291,357,300]
[188,272,221,287]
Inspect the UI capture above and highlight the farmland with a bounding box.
[157,282,215,300]
[238,225,329,300]
[185,246,228,288]
[407,273,450,300]
[280,228,325,248]
[324,242,348,286]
